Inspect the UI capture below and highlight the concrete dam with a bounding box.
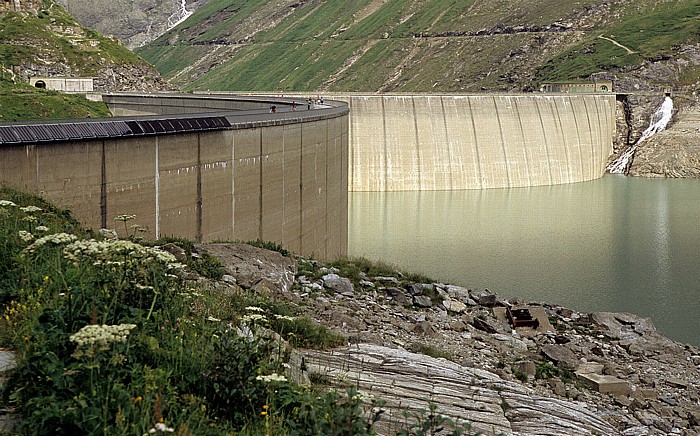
[340,94,616,191]
[0,93,616,259]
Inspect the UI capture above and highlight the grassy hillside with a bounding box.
[137,0,700,92]
[0,77,111,122]
[0,0,142,74]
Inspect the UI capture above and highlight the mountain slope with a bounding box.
[0,0,171,92]
[136,0,700,93]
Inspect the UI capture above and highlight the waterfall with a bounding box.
[607,96,673,174]
[167,0,193,30]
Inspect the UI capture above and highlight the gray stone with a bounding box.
[322,274,355,295]
[472,317,498,334]
[541,344,579,370]
[384,287,411,306]
[195,243,297,293]
[0,351,16,373]
[412,295,433,308]
[516,360,537,379]
[413,321,437,336]
[222,274,237,285]
[577,372,631,396]
[162,242,188,262]
[442,299,467,314]
[375,276,399,284]
[470,289,498,306]
[405,283,424,296]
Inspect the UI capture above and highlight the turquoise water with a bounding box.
[348,175,700,347]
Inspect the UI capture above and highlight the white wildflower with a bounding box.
[241,314,266,324]
[256,373,287,383]
[18,230,34,242]
[35,225,49,232]
[207,316,221,322]
[21,215,37,223]
[70,324,137,347]
[245,306,265,313]
[143,421,174,435]
[20,205,42,213]
[273,314,296,321]
[23,233,78,254]
[0,200,17,207]
[114,214,136,222]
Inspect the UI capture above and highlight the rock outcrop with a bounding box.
[628,97,700,178]
[198,246,700,435]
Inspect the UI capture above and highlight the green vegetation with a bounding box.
[536,2,700,82]
[0,77,111,121]
[0,186,379,435]
[415,344,452,360]
[535,361,575,382]
[138,0,700,92]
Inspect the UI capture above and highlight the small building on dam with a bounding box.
[0,92,615,259]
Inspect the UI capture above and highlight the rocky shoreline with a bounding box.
[193,243,700,435]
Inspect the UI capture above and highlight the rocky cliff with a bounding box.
[56,0,210,49]
[194,243,700,435]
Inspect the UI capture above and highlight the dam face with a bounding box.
[0,96,349,260]
[339,94,616,191]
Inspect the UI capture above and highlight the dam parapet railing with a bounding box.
[0,93,349,260]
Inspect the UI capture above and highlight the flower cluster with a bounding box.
[23,233,78,254]
[20,205,42,213]
[0,200,17,207]
[255,373,287,383]
[63,239,177,266]
[18,230,33,242]
[114,214,136,222]
[35,225,49,232]
[70,324,137,347]
[144,422,175,434]
[241,313,266,324]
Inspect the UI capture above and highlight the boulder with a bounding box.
[194,243,296,293]
[322,274,354,295]
[442,299,467,314]
[541,344,579,370]
[412,295,433,308]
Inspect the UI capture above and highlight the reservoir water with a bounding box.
[349,175,700,347]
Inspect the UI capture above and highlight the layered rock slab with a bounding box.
[299,344,616,435]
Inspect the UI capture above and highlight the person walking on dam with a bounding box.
[307,98,312,110]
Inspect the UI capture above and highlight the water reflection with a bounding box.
[349,175,700,347]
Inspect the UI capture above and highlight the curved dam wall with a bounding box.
[339,94,616,191]
[0,95,348,260]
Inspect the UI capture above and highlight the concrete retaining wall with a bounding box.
[0,113,348,260]
[338,94,615,191]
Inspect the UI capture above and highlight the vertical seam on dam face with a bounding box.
[553,98,573,182]
[231,134,236,235]
[348,98,354,191]
[259,129,263,241]
[582,97,597,180]
[466,97,483,188]
[512,98,532,185]
[100,140,107,229]
[35,146,39,193]
[569,97,586,179]
[411,97,422,190]
[155,137,160,239]
[534,98,554,185]
[196,134,203,243]
[381,97,388,191]
[592,97,606,169]
[440,96,453,189]
[493,96,513,188]
[299,126,304,255]
[325,120,329,260]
